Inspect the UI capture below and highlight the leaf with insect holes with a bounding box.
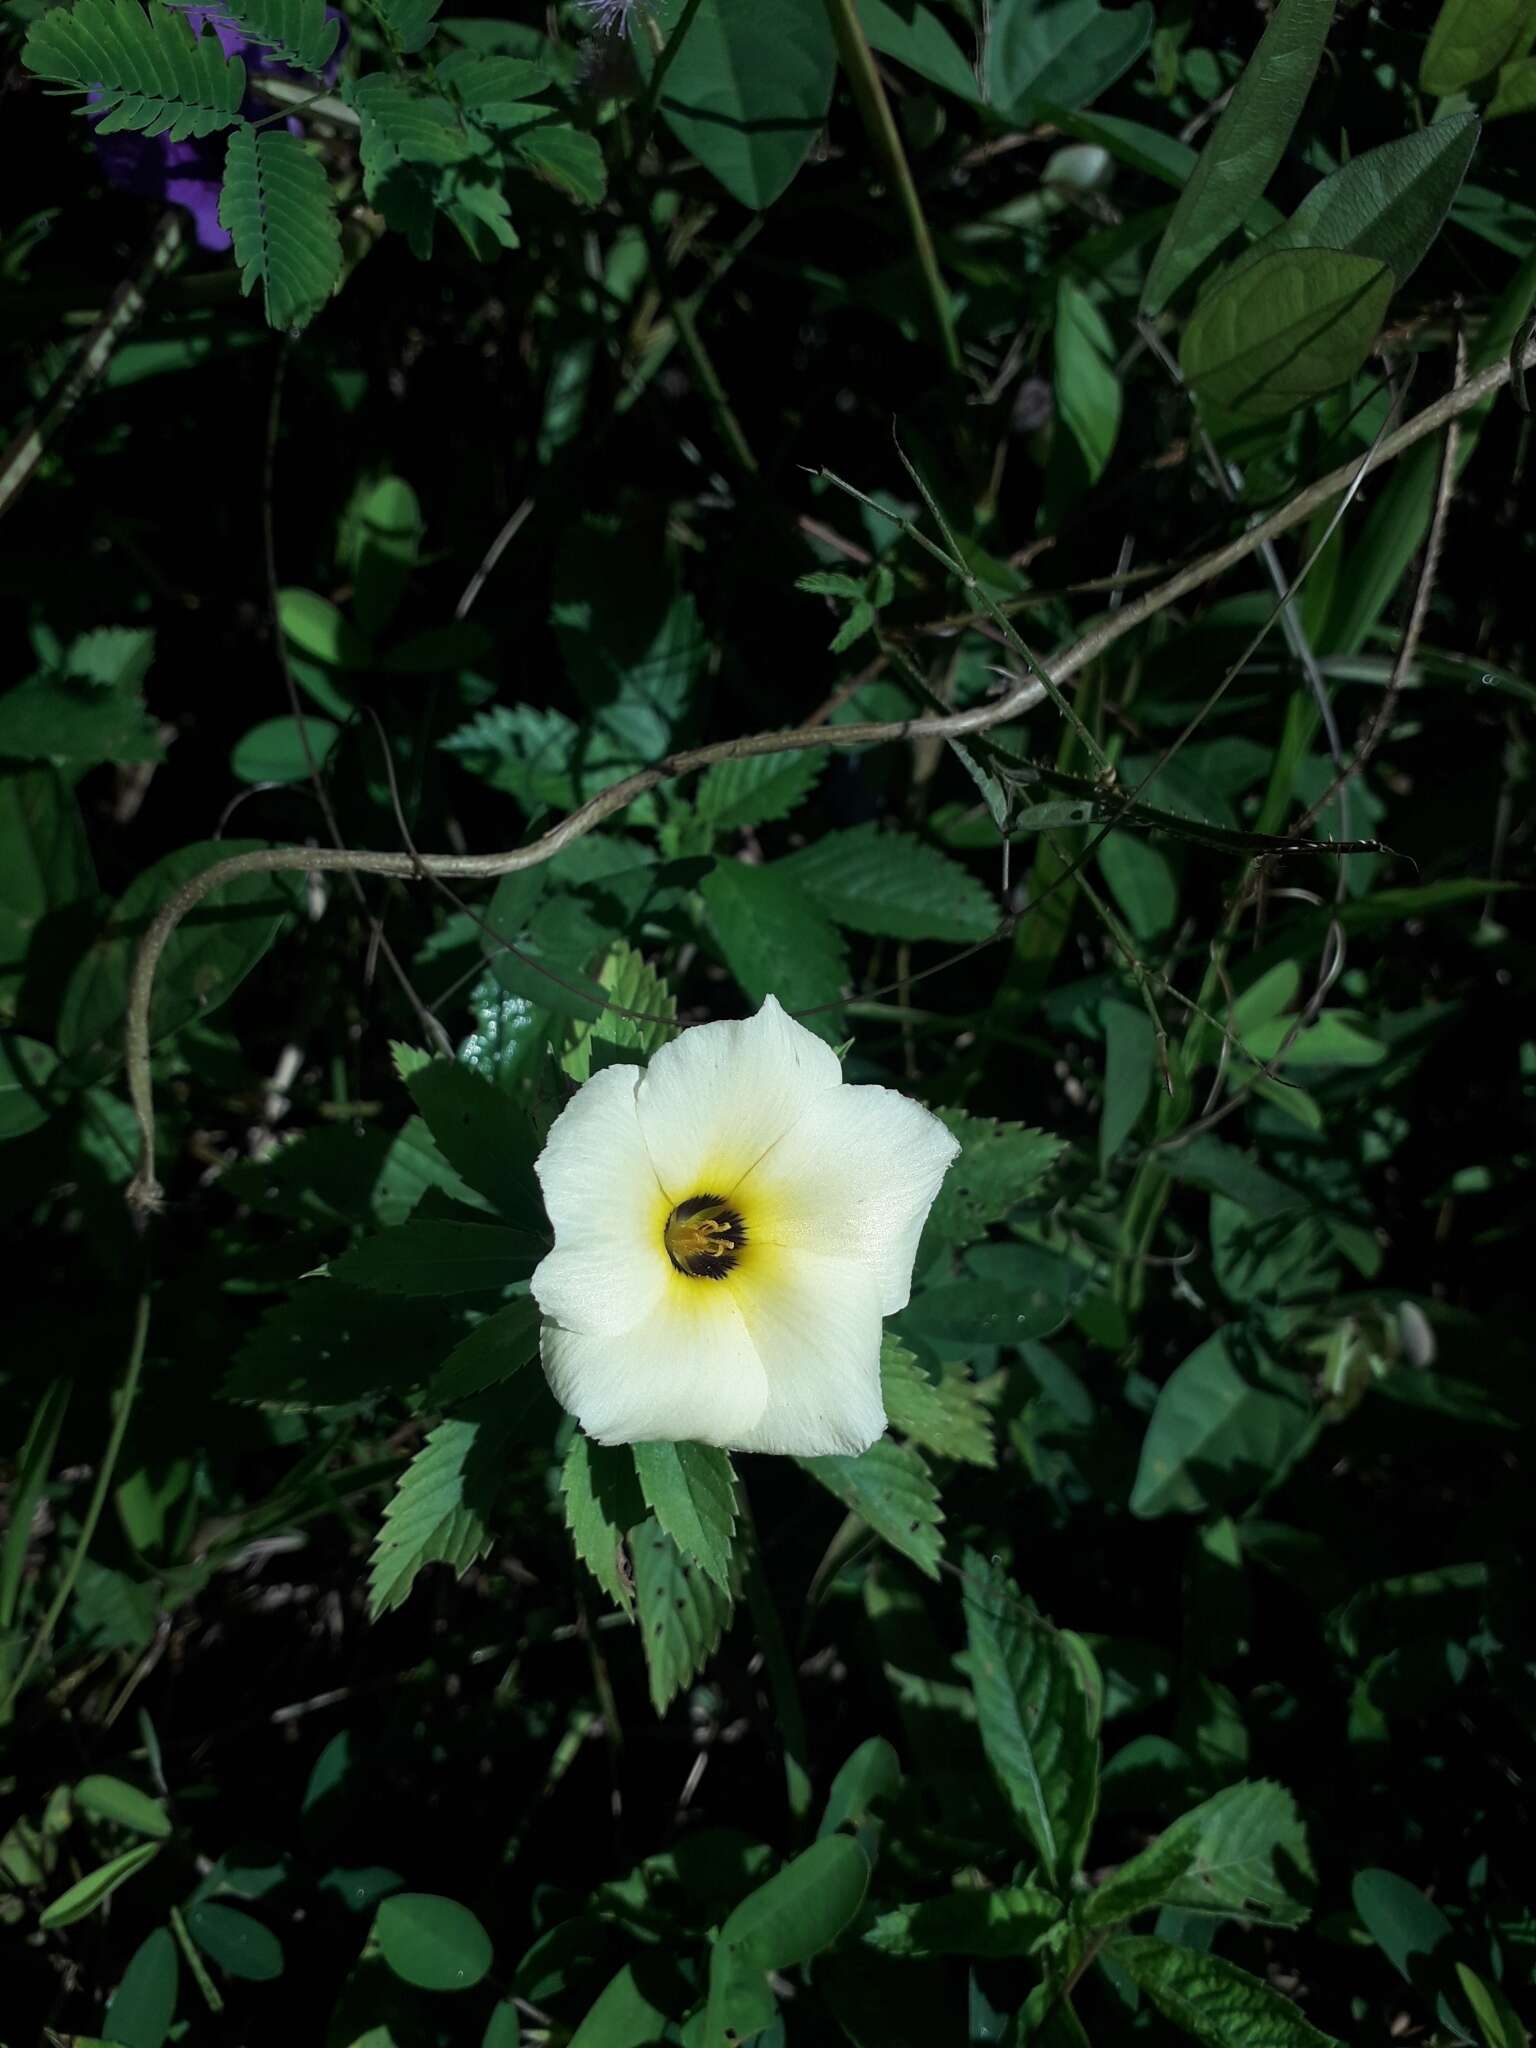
[799,1438,943,1578]
[630,1515,734,1713]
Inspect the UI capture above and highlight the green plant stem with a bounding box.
[737,1485,813,1833]
[170,1904,226,2015]
[0,1289,152,1718]
[634,0,706,146]
[821,0,961,374]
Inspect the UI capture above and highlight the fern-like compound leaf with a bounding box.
[23,0,247,142]
[173,0,340,74]
[219,126,341,334]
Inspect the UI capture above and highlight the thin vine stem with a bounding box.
[122,329,1536,1217]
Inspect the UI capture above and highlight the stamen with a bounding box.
[665,1193,747,1280]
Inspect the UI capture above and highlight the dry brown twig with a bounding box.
[123,332,1536,1217]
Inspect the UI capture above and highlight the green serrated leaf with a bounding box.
[369,1402,516,1616]
[630,1514,733,1713]
[631,1441,737,1590]
[224,1283,461,1410]
[1082,1779,1315,1929]
[700,860,848,1042]
[220,126,341,334]
[920,1109,1065,1252]
[329,1221,540,1297]
[867,1884,1062,1957]
[963,1549,1099,1886]
[562,1436,645,1616]
[1113,1935,1343,2047]
[695,746,825,829]
[799,1437,943,1578]
[427,1297,541,1405]
[24,0,247,140]
[880,1336,995,1467]
[774,823,998,942]
[562,941,676,1082]
[406,1057,544,1228]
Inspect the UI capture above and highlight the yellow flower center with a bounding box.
[664,1193,747,1280]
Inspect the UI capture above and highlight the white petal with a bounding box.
[541,1280,768,1447]
[636,994,842,1205]
[532,1063,671,1336]
[729,1246,886,1457]
[740,1085,959,1314]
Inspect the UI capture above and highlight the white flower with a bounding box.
[531,995,960,1457]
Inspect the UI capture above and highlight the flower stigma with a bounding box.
[664,1193,747,1280]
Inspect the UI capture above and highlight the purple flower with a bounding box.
[92,7,346,253]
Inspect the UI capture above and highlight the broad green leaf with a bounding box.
[962,1550,1098,1886]
[221,126,342,334]
[0,1034,60,1139]
[700,860,848,1040]
[1240,1009,1385,1068]
[1234,114,1480,291]
[368,1400,523,1615]
[406,1057,544,1227]
[1353,1868,1473,2039]
[375,1891,493,1991]
[866,1884,1062,1956]
[716,1836,869,1969]
[330,1221,540,1296]
[74,1774,171,1840]
[1420,0,1536,94]
[920,1110,1066,1251]
[819,1735,902,1841]
[185,1900,285,1980]
[633,0,836,211]
[348,474,422,636]
[632,1441,737,1590]
[569,1962,669,2048]
[212,0,338,71]
[986,0,1154,124]
[1488,53,1536,117]
[278,587,372,669]
[1097,831,1179,937]
[899,1240,1081,1345]
[858,0,978,100]
[56,839,294,1079]
[0,763,94,1026]
[1455,1964,1528,2048]
[1054,277,1121,484]
[1181,248,1392,418]
[694,745,825,828]
[880,1337,995,1467]
[563,1435,645,1616]
[1082,1779,1314,1928]
[799,1438,943,1578]
[222,1119,490,1229]
[1099,1000,1154,1169]
[23,0,247,139]
[224,1282,461,1409]
[1130,1330,1313,1518]
[516,123,608,206]
[39,1840,161,1928]
[775,822,999,941]
[230,715,338,785]
[1114,1936,1343,2047]
[630,1514,734,1713]
[102,1926,178,2048]
[427,1298,541,1405]
[1141,0,1336,314]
